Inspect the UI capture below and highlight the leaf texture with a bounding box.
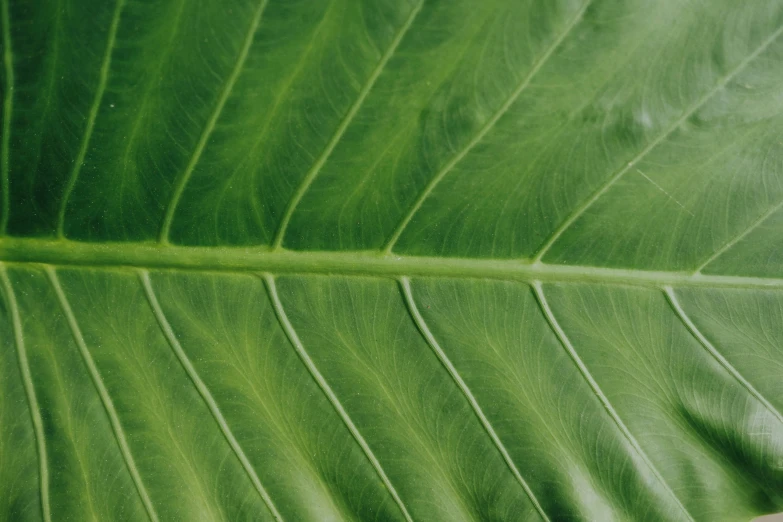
[1,0,783,520]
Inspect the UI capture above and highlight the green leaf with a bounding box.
[1,0,782,520]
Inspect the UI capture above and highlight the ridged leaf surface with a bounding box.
[1,0,783,520]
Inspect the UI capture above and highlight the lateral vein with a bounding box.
[271,0,425,249]
[140,270,284,521]
[262,273,414,522]
[532,281,694,522]
[0,264,51,522]
[46,266,159,522]
[532,23,783,263]
[215,0,337,236]
[117,0,187,183]
[694,199,783,274]
[399,277,550,521]
[382,0,593,253]
[159,0,270,244]
[57,0,127,238]
[664,286,783,425]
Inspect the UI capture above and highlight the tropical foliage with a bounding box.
[1,0,783,520]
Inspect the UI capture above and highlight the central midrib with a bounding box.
[0,237,778,289]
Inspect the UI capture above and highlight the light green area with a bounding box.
[543,283,783,521]
[0,270,40,521]
[7,267,147,521]
[1,0,783,520]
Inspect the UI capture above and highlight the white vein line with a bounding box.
[381,0,593,254]
[140,270,284,521]
[262,273,414,522]
[46,267,159,522]
[664,286,783,425]
[694,199,783,274]
[636,169,694,217]
[399,277,550,521]
[532,24,783,263]
[159,0,269,244]
[56,0,126,238]
[0,264,51,522]
[0,0,13,233]
[532,281,694,522]
[271,0,425,250]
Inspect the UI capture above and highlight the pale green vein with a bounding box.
[46,267,159,522]
[532,281,694,522]
[382,0,592,253]
[271,0,425,250]
[215,0,336,233]
[262,273,414,522]
[694,199,783,274]
[140,270,284,521]
[159,0,270,244]
[0,0,13,233]
[664,286,783,425]
[56,0,127,238]
[117,0,187,181]
[399,277,550,521]
[531,23,783,263]
[5,238,783,290]
[0,264,50,522]
[635,169,695,217]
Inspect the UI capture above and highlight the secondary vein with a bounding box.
[158,0,270,244]
[664,286,783,425]
[140,270,284,521]
[214,0,336,237]
[531,23,783,263]
[532,281,694,522]
[271,0,425,250]
[694,198,783,274]
[57,0,127,238]
[117,0,187,187]
[400,277,550,522]
[46,266,159,522]
[382,0,593,254]
[262,273,414,522]
[0,264,51,522]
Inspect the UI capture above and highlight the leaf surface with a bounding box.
[1,0,783,520]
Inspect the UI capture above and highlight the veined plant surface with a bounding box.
[1,0,783,520]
